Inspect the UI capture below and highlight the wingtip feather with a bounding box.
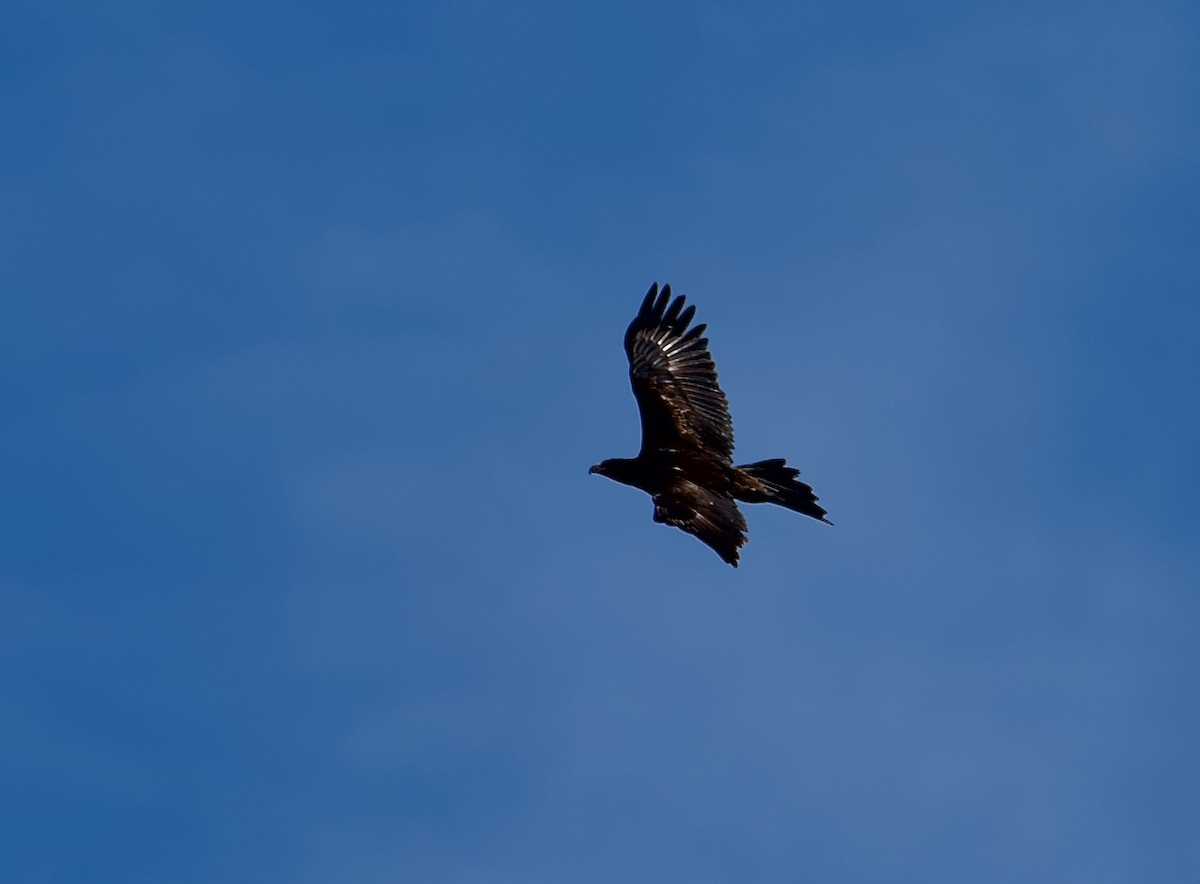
[653,284,670,318]
[640,282,659,314]
[663,293,685,326]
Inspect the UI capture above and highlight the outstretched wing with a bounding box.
[652,481,747,567]
[624,282,734,461]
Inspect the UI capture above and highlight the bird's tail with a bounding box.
[734,458,831,525]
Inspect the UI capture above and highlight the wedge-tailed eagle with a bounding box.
[590,282,830,566]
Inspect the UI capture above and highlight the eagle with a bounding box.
[590,282,830,566]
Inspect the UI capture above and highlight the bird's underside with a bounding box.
[651,474,747,567]
[590,283,829,567]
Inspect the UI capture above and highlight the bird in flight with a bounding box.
[590,282,830,566]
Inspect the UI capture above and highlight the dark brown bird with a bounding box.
[590,282,830,566]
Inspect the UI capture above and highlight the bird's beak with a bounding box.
[588,464,599,475]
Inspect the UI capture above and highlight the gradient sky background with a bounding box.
[4,1,1199,882]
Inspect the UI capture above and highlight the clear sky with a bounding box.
[4,1,1199,881]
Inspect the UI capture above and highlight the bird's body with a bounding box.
[590,283,829,566]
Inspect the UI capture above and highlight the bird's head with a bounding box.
[588,457,639,487]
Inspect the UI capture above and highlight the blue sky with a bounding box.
[4,1,1199,881]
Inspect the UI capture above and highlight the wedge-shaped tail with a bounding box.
[734,458,832,525]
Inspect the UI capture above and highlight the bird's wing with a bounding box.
[653,482,747,567]
[624,283,734,460]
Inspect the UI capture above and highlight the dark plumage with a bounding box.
[590,282,830,566]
